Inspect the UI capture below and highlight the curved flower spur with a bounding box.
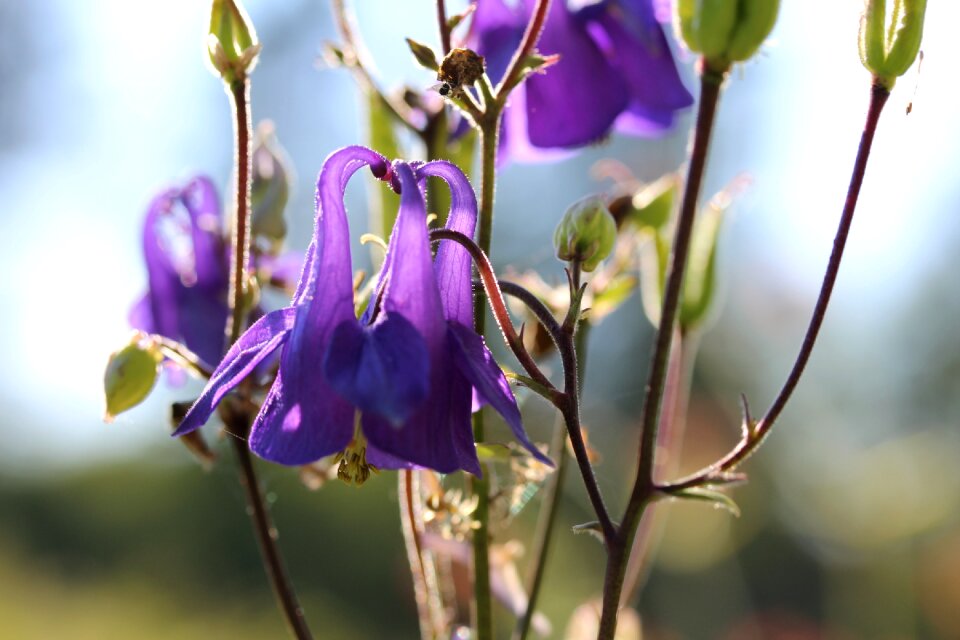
[173,145,549,478]
[129,176,230,369]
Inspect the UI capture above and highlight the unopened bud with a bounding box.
[104,333,163,422]
[251,121,293,251]
[675,0,780,72]
[554,196,617,272]
[207,0,261,83]
[859,0,927,89]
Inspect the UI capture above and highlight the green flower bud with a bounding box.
[554,196,617,272]
[675,0,781,71]
[251,121,293,251]
[207,0,261,83]
[859,0,927,89]
[103,333,163,422]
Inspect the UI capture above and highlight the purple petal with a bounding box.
[524,0,628,148]
[416,161,478,327]
[469,0,526,84]
[378,163,446,342]
[128,294,156,334]
[258,249,305,291]
[181,175,226,289]
[141,188,182,340]
[448,321,552,466]
[248,365,355,465]
[590,8,693,133]
[324,313,430,426]
[362,357,481,475]
[248,146,389,465]
[172,308,295,436]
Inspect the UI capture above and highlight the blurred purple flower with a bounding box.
[129,176,229,369]
[129,176,301,371]
[173,146,548,475]
[468,0,693,162]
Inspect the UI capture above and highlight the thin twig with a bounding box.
[597,66,726,639]
[494,0,552,100]
[330,0,422,134]
[660,81,892,492]
[436,0,452,55]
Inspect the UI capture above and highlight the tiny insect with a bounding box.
[436,48,485,97]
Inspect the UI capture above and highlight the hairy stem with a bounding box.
[227,80,253,345]
[400,470,446,639]
[224,78,313,640]
[597,66,725,639]
[436,0,452,55]
[513,325,589,640]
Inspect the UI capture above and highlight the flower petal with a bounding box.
[362,357,481,475]
[248,146,389,465]
[524,0,628,148]
[448,321,552,466]
[172,307,295,436]
[377,162,445,339]
[181,175,226,288]
[590,7,693,133]
[324,313,430,426]
[417,160,478,327]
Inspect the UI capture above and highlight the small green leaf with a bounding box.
[628,174,677,230]
[405,37,440,71]
[679,195,727,330]
[250,121,293,252]
[591,274,637,321]
[572,521,606,543]
[476,442,513,461]
[446,4,476,32]
[104,334,163,422]
[668,487,741,517]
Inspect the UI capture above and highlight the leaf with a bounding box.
[668,487,741,517]
[571,521,606,543]
[476,442,513,461]
[591,274,637,321]
[405,37,439,71]
[628,174,677,230]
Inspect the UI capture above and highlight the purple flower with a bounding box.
[468,0,693,161]
[129,176,229,368]
[173,146,548,476]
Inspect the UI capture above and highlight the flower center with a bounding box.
[335,414,379,486]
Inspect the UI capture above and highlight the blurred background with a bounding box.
[1,0,959,637]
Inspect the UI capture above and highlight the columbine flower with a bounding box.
[129,176,229,368]
[173,146,548,477]
[468,0,693,161]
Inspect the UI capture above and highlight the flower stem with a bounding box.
[230,434,313,640]
[470,118,501,640]
[400,470,445,639]
[436,0,452,55]
[597,66,725,639]
[227,80,253,345]
[224,78,313,640]
[661,81,892,491]
[513,325,588,640]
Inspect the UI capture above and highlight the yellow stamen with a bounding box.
[335,413,379,486]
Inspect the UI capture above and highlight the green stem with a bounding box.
[513,325,588,640]
[597,65,725,639]
[470,111,502,640]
